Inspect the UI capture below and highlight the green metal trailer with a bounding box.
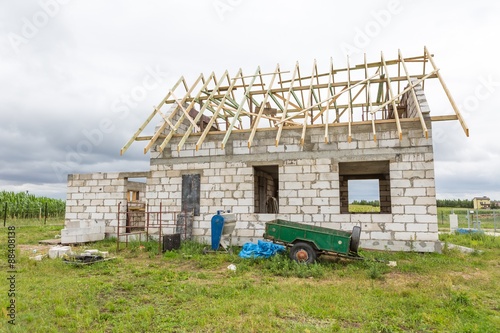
[263,219,361,263]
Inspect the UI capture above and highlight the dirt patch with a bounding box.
[18,244,53,256]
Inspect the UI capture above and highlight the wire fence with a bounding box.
[1,202,66,227]
[438,208,499,232]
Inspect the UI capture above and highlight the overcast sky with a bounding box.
[0,0,499,201]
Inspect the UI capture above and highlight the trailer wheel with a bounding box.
[350,226,361,253]
[290,242,316,263]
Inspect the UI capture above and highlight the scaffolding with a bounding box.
[115,202,193,253]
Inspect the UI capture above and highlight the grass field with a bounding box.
[1,223,499,332]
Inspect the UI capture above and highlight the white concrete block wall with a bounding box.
[65,172,149,237]
[66,89,440,252]
[61,219,105,244]
[145,115,440,252]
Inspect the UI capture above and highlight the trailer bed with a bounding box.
[263,219,361,262]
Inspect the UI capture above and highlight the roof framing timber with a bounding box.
[121,47,469,155]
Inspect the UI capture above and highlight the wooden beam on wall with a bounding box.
[398,49,428,139]
[381,51,402,140]
[276,62,299,146]
[364,54,377,142]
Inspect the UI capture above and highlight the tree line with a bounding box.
[351,200,380,207]
[436,199,473,208]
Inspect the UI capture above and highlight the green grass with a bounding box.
[349,204,380,213]
[1,217,64,227]
[1,225,499,332]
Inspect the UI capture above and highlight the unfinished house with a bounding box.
[65,47,468,252]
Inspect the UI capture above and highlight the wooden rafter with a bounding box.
[398,49,428,139]
[424,46,469,137]
[120,76,185,155]
[157,73,215,152]
[276,62,299,146]
[365,53,377,142]
[381,51,402,140]
[121,49,469,155]
[248,64,280,148]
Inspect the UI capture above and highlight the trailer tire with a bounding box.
[350,226,361,253]
[290,242,316,263]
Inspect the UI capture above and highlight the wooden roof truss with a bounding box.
[121,47,469,155]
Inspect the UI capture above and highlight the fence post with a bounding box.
[3,202,7,227]
[494,210,497,233]
[44,202,48,225]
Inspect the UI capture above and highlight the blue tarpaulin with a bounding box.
[238,240,286,259]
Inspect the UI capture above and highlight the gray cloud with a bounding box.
[0,0,498,200]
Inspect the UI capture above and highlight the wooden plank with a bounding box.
[248,64,280,148]
[324,57,333,143]
[142,78,192,154]
[301,60,317,146]
[381,51,402,140]
[347,56,353,142]
[196,69,243,150]
[424,46,469,136]
[120,76,184,155]
[157,72,216,152]
[364,53,377,142]
[430,115,458,121]
[368,70,438,117]
[398,49,428,139]
[145,74,204,154]
[221,67,260,149]
[248,74,438,96]
[277,73,379,125]
[169,90,201,131]
[279,55,427,84]
[273,92,301,110]
[176,71,229,152]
